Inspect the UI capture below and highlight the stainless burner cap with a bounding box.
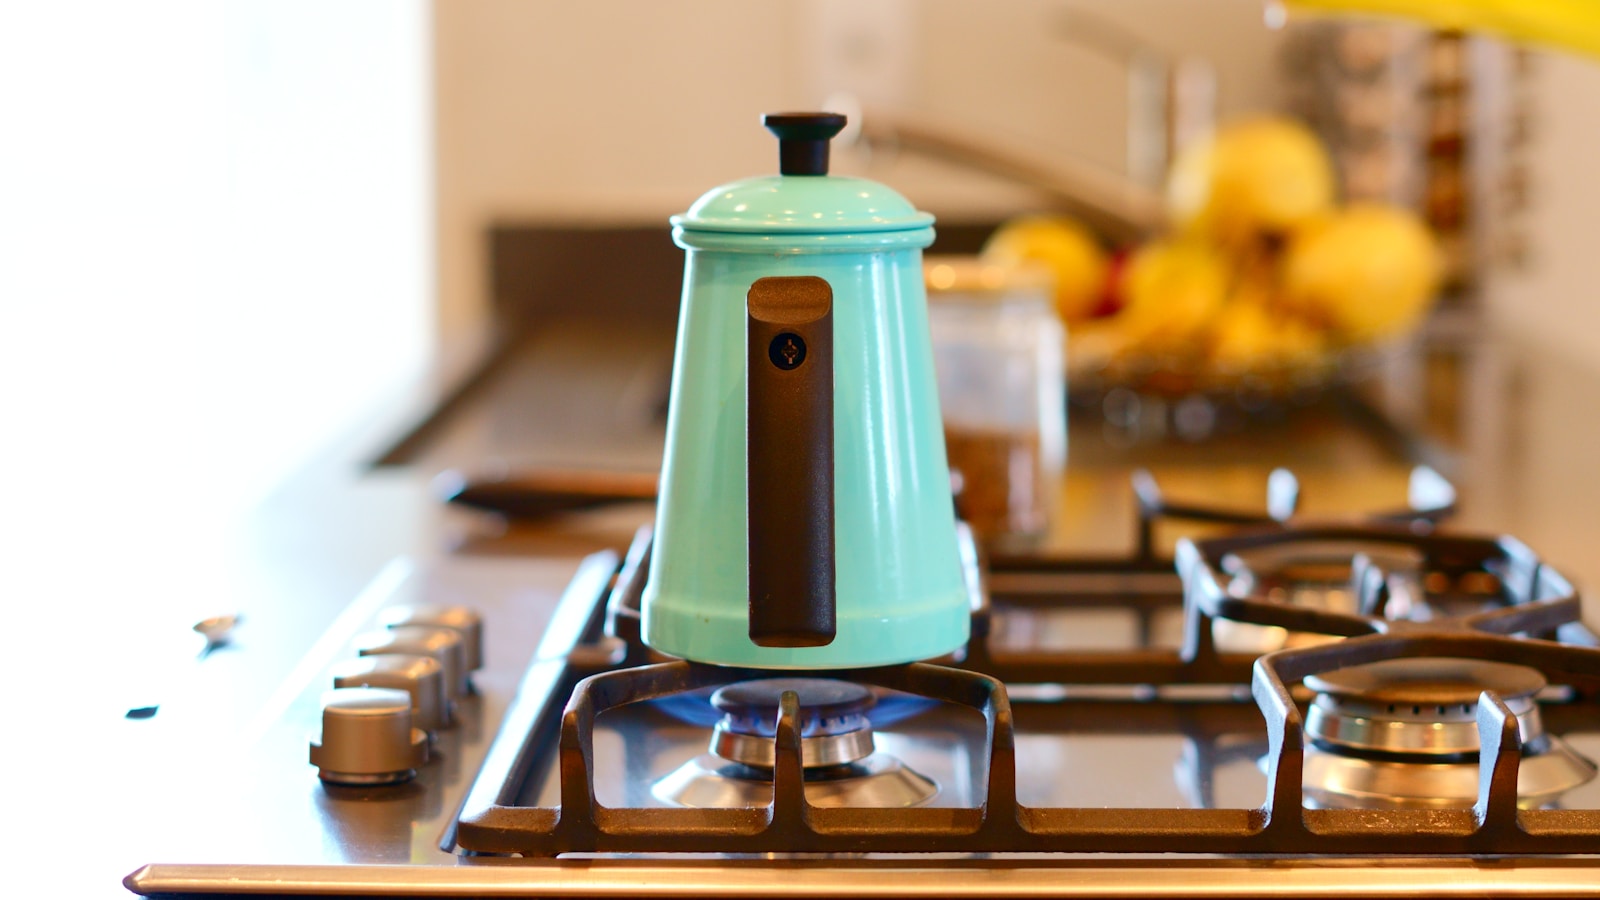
[1305,658,1546,707]
[710,678,876,769]
[1297,657,1597,809]
[1305,658,1548,756]
[653,678,939,809]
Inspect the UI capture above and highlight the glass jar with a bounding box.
[925,256,1066,545]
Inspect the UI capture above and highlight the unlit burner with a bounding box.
[1299,658,1596,809]
[653,678,938,809]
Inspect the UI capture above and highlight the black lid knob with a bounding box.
[762,112,847,176]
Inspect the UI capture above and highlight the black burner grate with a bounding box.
[453,469,1600,857]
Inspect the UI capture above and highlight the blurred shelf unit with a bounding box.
[1281,20,1535,304]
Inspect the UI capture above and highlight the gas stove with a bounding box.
[126,467,1600,896]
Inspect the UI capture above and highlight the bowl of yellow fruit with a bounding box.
[982,116,1441,409]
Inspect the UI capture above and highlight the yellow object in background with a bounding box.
[1118,240,1231,354]
[1209,301,1327,371]
[1166,117,1335,245]
[981,215,1110,323]
[988,100,1444,387]
[1286,0,1600,60]
[1283,203,1442,342]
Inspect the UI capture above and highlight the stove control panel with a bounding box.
[379,604,484,672]
[331,654,450,733]
[356,625,469,700]
[308,686,428,785]
[313,603,484,787]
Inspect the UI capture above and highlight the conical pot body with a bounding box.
[642,170,969,669]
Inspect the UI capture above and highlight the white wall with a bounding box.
[1483,51,1600,369]
[0,1,431,610]
[433,0,1285,352]
[434,0,804,355]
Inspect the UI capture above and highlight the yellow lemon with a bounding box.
[1207,301,1276,372]
[1283,203,1440,343]
[1167,117,1335,244]
[1209,302,1326,372]
[1116,239,1230,356]
[982,215,1109,323]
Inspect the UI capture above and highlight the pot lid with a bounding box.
[673,112,933,235]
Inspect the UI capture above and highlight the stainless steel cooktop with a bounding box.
[126,468,1600,897]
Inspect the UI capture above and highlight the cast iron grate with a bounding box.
[452,469,1600,857]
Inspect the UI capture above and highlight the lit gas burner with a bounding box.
[652,678,938,808]
[1300,658,1596,809]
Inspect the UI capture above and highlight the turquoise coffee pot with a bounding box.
[641,112,969,669]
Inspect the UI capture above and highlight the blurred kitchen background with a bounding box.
[8,0,1600,641]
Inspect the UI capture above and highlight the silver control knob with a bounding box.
[309,687,427,785]
[379,605,483,673]
[330,654,450,732]
[354,625,467,700]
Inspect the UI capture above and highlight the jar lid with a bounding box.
[672,113,934,235]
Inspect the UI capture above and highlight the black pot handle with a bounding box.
[746,275,836,647]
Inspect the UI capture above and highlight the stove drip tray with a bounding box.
[651,678,938,808]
